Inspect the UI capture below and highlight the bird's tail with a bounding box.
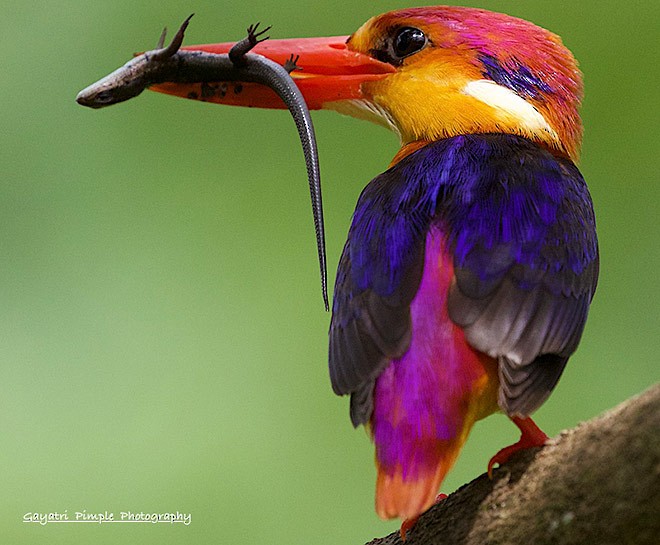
[374,432,469,520]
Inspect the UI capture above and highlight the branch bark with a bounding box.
[367,384,660,545]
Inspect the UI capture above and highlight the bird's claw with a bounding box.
[399,493,448,541]
[487,417,548,478]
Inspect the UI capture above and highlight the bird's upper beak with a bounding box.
[149,36,395,109]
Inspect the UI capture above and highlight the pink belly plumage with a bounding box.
[371,227,499,519]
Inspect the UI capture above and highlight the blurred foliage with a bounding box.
[1,1,657,544]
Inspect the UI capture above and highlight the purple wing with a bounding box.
[329,134,599,424]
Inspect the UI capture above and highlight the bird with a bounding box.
[150,5,599,527]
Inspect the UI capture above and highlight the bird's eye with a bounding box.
[370,26,428,66]
[392,27,427,59]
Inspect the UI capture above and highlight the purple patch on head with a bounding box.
[479,53,553,100]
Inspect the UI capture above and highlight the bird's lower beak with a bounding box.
[149,36,395,109]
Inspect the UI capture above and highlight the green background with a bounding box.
[2,1,657,543]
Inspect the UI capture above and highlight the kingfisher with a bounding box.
[150,5,599,525]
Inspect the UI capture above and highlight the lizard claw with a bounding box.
[284,54,301,74]
[156,27,167,49]
[153,14,194,60]
[247,23,271,46]
[230,22,271,66]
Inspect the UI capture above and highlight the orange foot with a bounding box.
[399,493,448,541]
[488,416,548,478]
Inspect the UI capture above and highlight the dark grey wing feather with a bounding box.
[446,156,598,417]
[349,382,376,427]
[498,354,567,415]
[329,239,423,426]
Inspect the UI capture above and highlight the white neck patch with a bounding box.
[463,79,557,138]
[325,98,401,139]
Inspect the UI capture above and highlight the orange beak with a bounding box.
[149,36,395,109]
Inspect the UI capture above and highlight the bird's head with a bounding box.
[153,6,583,161]
[345,7,583,161]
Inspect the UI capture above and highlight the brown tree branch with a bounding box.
[367,384,660,545]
